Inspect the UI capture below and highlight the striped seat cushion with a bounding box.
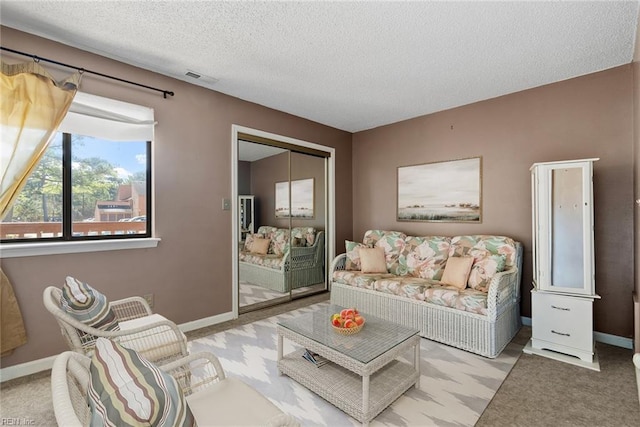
[60,276,119,333]
[88,338,194,426]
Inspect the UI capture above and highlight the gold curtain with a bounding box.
[0,61,81,219]
[0,268,27,356]
[0,61,80,356]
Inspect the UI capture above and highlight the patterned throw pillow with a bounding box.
[468,253,507,292]
[60,276,119,333]
[345,240,367,271]
[243,233,255,252]
[270,229,289,256]
[88,338,194,427]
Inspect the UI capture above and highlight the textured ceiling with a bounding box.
[1,1,639,132]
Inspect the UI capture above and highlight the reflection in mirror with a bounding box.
[551,167,584,288]
[237,140,327,313]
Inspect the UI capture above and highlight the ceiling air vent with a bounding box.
[185,70,218,84]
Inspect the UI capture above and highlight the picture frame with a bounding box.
[275,178,314,219]
[397,157,482,223]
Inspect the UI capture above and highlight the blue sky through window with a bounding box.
[72,137,146,179]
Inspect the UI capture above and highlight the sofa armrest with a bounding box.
[485,267,520,321]
[329,253,347,278]
[287,245,319,270]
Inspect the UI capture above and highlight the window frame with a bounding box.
[1,133,155,252]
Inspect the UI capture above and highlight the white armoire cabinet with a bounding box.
[524,158,600,371]
[239,195,255,242]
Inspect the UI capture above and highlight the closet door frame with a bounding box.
[230,125,335,318]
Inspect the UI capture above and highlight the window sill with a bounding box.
[0,238,161,258]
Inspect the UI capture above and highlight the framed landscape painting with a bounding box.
[275,178,314,219]
[397,157,482,223]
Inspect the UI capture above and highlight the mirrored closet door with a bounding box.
[236,136,328,313]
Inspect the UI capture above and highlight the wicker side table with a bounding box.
[277,305,420,426]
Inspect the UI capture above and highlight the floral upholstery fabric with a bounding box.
[345,240,368,271]
[238,251,285,270]
[394,236,451,280]
[449,235,517,268]
[468,253,506,291]
[372,276,440,301]
[254,226,316,254]
[362,230,407,273]
[423,286,488,315]
[332,270,395,289]
[256,226,278,237]
[291,227,316,247]
[270,229,289,256]
[243,234,256,252]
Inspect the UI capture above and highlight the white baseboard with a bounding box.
[0,309,236,383]
[521,316,633,350]
[178,310,235,333]
[0,354,57,383]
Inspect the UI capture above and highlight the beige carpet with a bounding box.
[1,293,638,426]
[477,332,640,426]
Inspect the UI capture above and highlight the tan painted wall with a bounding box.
[0,27,353,367]
[352,66,634,338]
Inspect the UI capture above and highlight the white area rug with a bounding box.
[189,302,522,426]
[239,281,285,307]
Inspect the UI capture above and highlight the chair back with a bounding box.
[43,286,95,354]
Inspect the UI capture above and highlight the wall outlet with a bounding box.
[143,293,154,309]
[222,198,231,210]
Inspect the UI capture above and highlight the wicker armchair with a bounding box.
[43,286,188,365]
[51,350,300,427]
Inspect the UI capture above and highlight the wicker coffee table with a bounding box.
[277,304,420,426]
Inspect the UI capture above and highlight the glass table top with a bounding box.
[277,304,419,364]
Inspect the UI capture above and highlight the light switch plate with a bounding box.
[222,198,231,210]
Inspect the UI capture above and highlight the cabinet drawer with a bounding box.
[532,292,593,351]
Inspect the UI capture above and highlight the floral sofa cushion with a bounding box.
[394,236,451,280]
[332,270,396,290]
[291,227,316,247]
[238,251,285,270]
[423,286,489,315]
[363,230,407,273]
[332,270,487,314]
[254,226,317,255]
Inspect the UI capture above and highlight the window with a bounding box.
[1,92,153,243]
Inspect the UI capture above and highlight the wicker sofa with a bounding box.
[329,230,522,358]
[240,226,325,293]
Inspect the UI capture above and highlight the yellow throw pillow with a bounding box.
[441,256,474,289]
[360,247,387,273]
[250,237,271,255]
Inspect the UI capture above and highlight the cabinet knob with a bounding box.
[551,330,571,337]
[551,305,570,311]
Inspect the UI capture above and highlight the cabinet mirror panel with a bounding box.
[551,167,585,289]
